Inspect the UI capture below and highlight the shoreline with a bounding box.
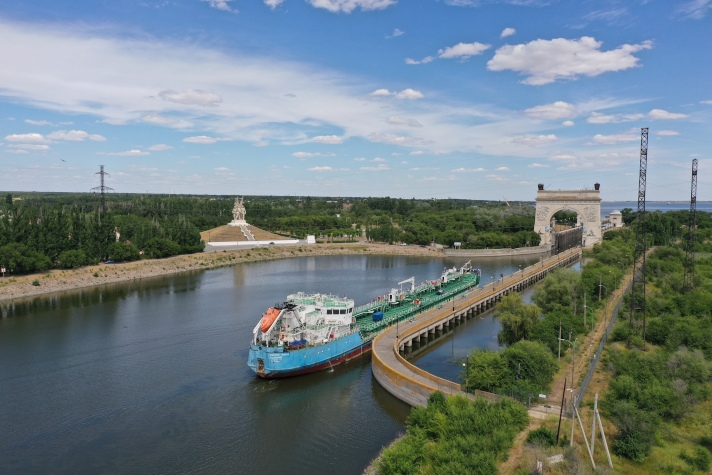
[0,243,448,305]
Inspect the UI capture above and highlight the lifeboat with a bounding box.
[260,307,281,333]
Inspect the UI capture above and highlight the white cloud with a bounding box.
[214,167,230,171]
[524,101,577,120]
[528,163,550,168]
[510,134,557,146]
[371,88,424,99]
[183,135,228,144]
[47,130,106,141]
[5,133,49,144]
[311,135,343,144]
[679,0,712,19]
[360,164,390,171]
[396,89,424,100]
[142,113,192,128]
[368,133,432,146]
[405,56,434,65]
[370,88,393,97]
[562,120,575,127]
[410,150,425,155]
[648,109,688,120]
[203,0,235,12]
[496,166,510,171]
[409,167,439,171]
[5,149,29,154]
[438,42,491,59]
[107,149,150,156]
[551,153,576,161]
[386,28,404,39]
[253,141,269,146]
[9,143,50,150]
[451,167,484,172]
[354,157,366,161]
[487,37,652,85]
[591,130,639,144]
[588,109,687,123]
[386,117,423,127]
[159,89,223,107]
[657,130,679,136]
[293,151,337,157]
[372,157,386,162]
[701,100,712,105]
[587,111,646,124]
[24,119,52,126]
[148,144,173,151]
[486,174,504,180]
[306,0,396,13]
[308,166,334,171]
[264,0,284,9]
[501,28,516,38]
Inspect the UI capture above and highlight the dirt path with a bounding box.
[0,243,445,304]
[500,262,638,474]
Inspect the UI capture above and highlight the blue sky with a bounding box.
[1,0,711,200]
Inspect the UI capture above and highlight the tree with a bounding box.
[57,249,87,269]
[494,293,541,346]
[531,268,581,314]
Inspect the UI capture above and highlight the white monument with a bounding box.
[228,196,247,226]
[534,184,602,248]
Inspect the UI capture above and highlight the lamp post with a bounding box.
[598,276,607,302]
[462,356,469,394]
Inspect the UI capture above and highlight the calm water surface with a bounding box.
[0,254,539,475]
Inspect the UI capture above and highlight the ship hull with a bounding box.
[248,332,372,378]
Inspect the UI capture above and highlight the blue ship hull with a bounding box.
[247,332,372,378]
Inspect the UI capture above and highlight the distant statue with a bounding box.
[233,197,246,222]
[228,196,247,226]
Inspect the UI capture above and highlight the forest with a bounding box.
[0,192,545,274]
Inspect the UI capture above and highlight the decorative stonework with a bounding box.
[228,196,248,226]
[534,188,602,248]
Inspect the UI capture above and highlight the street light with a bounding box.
[462,356,469,394]
[598,276,608,302]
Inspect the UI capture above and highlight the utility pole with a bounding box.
[628,128,648,348]
[91,165,114,213]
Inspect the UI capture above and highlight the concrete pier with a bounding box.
[371,247,582,407]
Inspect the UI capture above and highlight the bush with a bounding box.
[526,427,556,447]
[143,238,181,259]
[32,280,40,286]
[679,446,712,472]
[0,243,52,274]
[107,242,140,262]
[57,249,87,269]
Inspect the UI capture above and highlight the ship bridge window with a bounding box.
[340,309,346,314]
[348,308,352,313]
[327,309,333,315]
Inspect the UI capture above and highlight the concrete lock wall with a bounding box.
[371,248,582,407]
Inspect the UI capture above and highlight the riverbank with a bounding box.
[0,243,445,304]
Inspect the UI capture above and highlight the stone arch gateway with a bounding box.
[534,184,602,248]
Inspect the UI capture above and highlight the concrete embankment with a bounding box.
[443,246,549,258]
[371,248,582,408]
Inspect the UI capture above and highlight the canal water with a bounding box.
[0,254,540,475]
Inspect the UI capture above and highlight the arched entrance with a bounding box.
[534,184,602,248]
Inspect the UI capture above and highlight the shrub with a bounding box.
[679,446,712,472]
[32,280,40,286]
[143,238,181,259]
[526,427,557,447]
[107,242,140,262]
[57,249,87,269]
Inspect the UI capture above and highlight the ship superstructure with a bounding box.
[248,261,480,377]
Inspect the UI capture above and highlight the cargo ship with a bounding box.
[247,262,480,378]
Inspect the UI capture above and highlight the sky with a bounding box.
[0,0,711,201]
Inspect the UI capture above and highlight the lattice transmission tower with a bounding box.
[628,128,648,348]
[91,165,114,213]
[683,159,698,292]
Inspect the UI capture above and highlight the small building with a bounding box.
[306,235,316,244]
[609,210,623,228]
